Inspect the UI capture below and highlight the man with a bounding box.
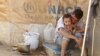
[55,7,87,56]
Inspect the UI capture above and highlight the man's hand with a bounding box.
[58,28,77,40]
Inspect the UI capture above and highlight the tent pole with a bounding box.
[81,0,92,56]
[55,0,60,27]
[56,0,60,21]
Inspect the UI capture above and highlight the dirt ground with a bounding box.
[0,45,47,56]
[94,18,100,56]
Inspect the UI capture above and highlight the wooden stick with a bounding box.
[81,0,92,56]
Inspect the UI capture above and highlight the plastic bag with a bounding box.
[44,23,55,43]
[24,31,40,50]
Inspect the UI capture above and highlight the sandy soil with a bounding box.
[0,45,47,56]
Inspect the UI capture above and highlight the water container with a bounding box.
[44,23,55,43]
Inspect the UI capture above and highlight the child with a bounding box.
[55,13,73,56]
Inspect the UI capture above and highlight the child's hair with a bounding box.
[63,13,71,20]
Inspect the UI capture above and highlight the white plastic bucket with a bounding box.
[24,32,40,50]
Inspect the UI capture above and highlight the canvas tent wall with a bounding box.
[0,0,89,46]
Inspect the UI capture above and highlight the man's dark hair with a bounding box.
[63,13,71,20]
[73,7,83,20]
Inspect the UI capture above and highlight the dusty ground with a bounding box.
[0,44,47,56]
[94,18,100,56]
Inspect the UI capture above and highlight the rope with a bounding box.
[91,19,96,56]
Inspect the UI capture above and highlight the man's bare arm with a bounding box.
[58,28,77,40]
